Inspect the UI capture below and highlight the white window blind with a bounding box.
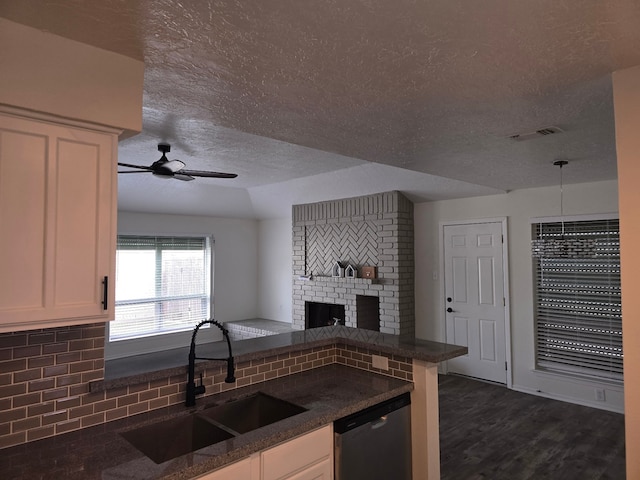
[111,235,211,342]
[532,218,622,381]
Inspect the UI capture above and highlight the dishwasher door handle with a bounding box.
[370,415,388,429]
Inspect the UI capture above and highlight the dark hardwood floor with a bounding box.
[438,374,626,480]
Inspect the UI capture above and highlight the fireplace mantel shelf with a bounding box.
[296,275,380,284]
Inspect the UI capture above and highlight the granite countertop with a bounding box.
[1,364,412,480]
[95,326,467,391]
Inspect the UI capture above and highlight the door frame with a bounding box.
[438,217,512,388]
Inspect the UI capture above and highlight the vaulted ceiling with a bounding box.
[2,1,639,218]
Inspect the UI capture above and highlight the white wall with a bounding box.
[414,179,624,412]
[258,218,293,323]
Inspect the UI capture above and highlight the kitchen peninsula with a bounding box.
[0,326,466,480]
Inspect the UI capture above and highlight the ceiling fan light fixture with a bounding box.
[152,159,185,175]
[151,172,174,180]
[175,174,195,181]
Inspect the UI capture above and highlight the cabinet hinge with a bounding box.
[505,361,508,371]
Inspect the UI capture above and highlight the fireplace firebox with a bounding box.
[356,295,380,331]
[305,302,345,329]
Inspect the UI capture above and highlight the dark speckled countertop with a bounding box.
[94,326,467,391]
[1,364,412,480]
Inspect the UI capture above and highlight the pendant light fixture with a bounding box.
[532,160,571,258]
[532,159,600,258]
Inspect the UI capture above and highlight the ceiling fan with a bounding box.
[117,143,238,181]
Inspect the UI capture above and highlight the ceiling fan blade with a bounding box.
[181,169,238,179]
[117,170,152,174]
[117,162,152,171]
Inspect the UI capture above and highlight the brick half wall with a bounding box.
[0,323,413,450]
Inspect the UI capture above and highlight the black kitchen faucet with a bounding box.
[186,319,236,407]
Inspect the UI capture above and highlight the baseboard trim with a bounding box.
[511,384,624,414]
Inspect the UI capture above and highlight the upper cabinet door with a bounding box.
[0,111,117,331]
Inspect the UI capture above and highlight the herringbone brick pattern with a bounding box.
[306,222,378,275]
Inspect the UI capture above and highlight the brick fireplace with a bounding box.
[292,191,414,335]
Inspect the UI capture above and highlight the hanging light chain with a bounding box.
[554,160,568,236]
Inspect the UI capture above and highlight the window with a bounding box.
[532,217,622,382]
[111,235,212,342]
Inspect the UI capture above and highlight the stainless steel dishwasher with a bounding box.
[334,392,412,480]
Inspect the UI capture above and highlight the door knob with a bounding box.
[446,297,452,303]
[446,307,454,313]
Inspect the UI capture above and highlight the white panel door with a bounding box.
[444,222,507,384]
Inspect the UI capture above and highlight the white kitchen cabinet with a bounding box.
[261,425,333,480]
[0,109,117,332]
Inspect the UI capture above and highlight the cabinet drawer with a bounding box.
[262,426,332,480]
[283,458,332,480]
[195,454,258,479]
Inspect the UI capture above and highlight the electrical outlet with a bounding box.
[595,388,606,402]
[371,354,389,371]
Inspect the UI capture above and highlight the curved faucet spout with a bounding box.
[186,319,236,407]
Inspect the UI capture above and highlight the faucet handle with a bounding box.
[195,372,206,396]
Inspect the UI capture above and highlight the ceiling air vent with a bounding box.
[508,126,564,142]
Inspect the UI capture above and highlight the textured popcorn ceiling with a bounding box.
[2,0,639,218]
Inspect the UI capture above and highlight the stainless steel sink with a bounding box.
[121,413,234,464]
[200,392,307,434]
[121,392,306,463]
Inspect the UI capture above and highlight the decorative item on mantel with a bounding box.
[345,264,357,278]
[332,261,346,277]
[362,266,377,279]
